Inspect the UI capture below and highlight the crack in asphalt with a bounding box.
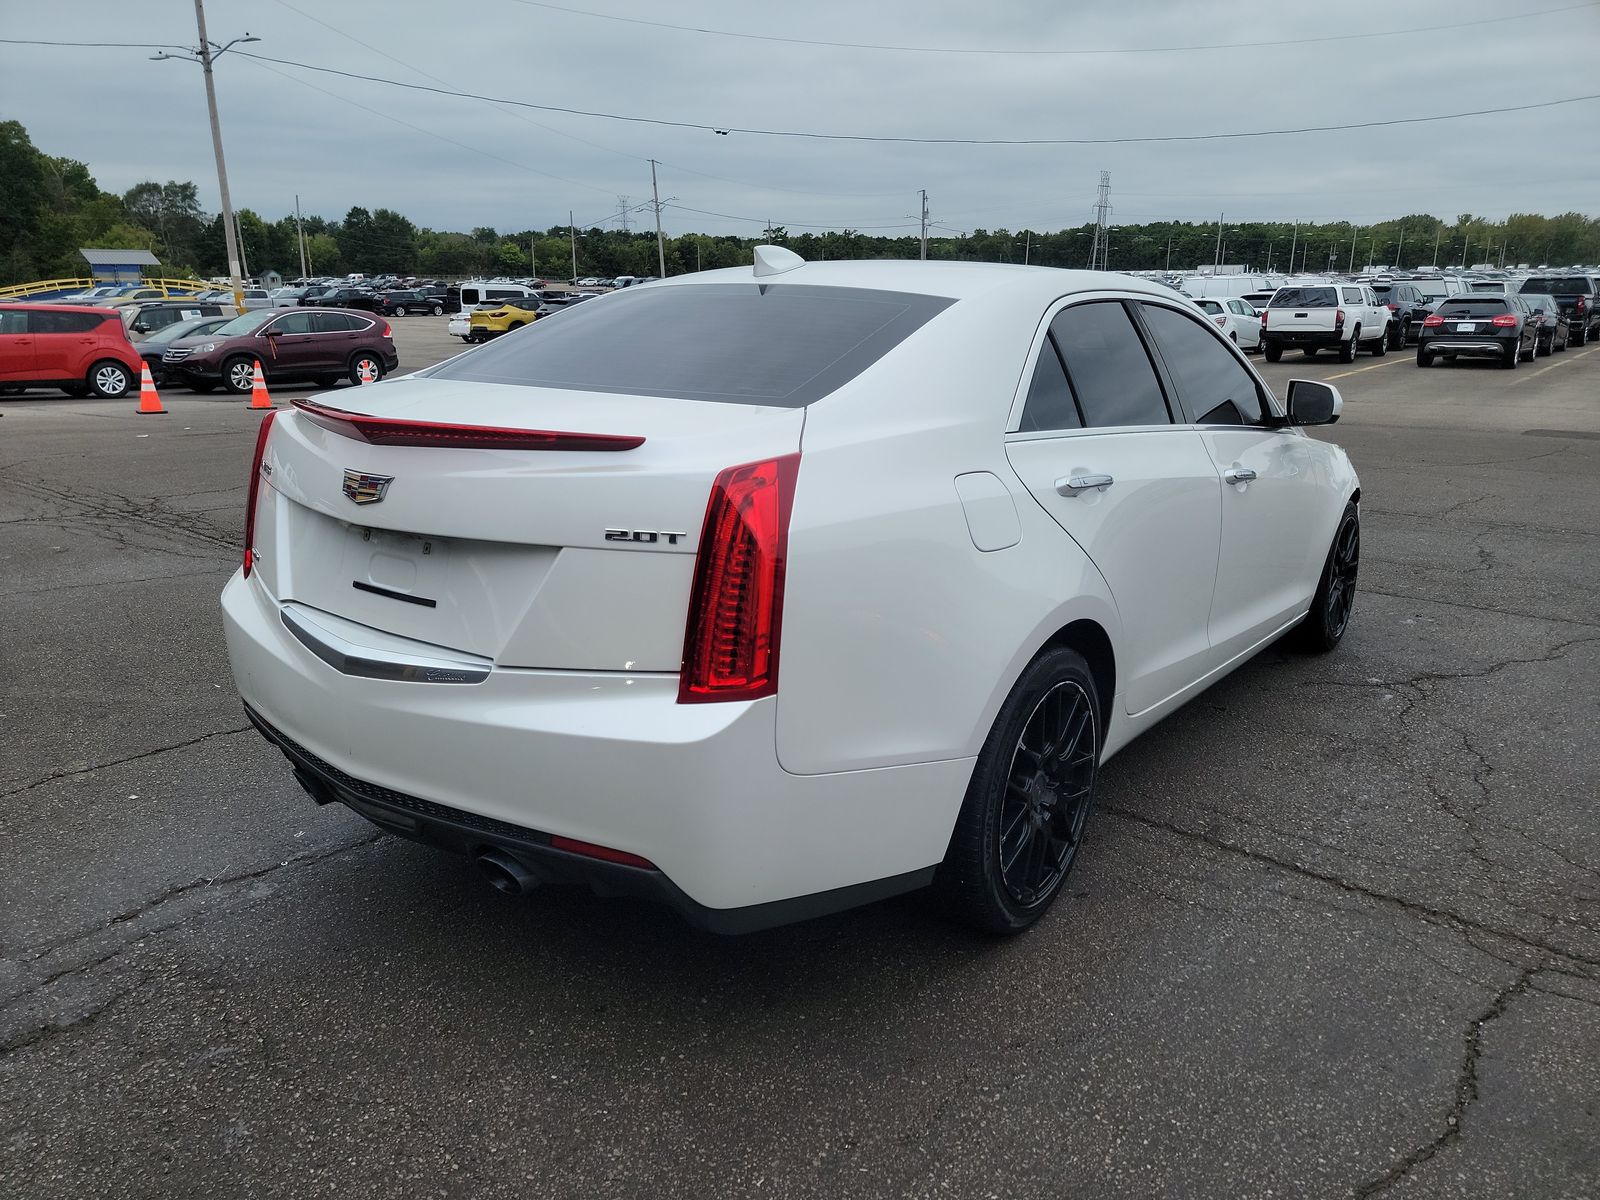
[7,476,239,554]
[0,725,253,800]
[1103,808,1600,972]
[1361,585,1600,630]
[0,831,387,1054]
[1351,965,1540,1198]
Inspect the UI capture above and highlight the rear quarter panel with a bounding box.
[776,297,1122,776]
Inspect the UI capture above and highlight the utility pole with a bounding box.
[152,4,258,309]
[919,189,929,261]
[1023,231,1030,266]
[235,212,250,279]
[530,236,537,281]
[1395,229,1404,270]
[1348,227,1357,274]
[569,210,578,282]
[1213,212,1225,269]
[1288,221,1298,277]
[649,159,666,277]
[1165,234,1173,271]
[294,193,307,278]
[1432,225,1442,267]
[192,0,246,309]
[1461,233,1470,268]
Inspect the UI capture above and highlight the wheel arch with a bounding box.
[1034,618,1116,727]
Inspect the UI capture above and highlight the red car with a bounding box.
[161,307,399,394]
[0,304,144,397]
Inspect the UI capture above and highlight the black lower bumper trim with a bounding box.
[242,704,935,934]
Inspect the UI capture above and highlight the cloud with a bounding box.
[4,0,1597,234]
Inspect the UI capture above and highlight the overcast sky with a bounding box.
[3,0,1598,237]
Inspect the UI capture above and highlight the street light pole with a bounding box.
[650,158,666,277]
[294,193,307,278]
[569,210,578,283]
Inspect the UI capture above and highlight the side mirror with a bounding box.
[262,327,281,337]
[1285,379,1342,426]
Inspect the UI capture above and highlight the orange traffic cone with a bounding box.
[136,364,167,415]
[358,361,378,385]
[246,360,274,410]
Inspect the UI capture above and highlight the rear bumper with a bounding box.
[221,570,967,926]
[1263,328,1345,347]
[1418,337,1512,358]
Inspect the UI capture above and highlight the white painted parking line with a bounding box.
[1510,343,1599,385]
[1326,355,1411,382]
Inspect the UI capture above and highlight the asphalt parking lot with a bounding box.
[2,317,1597,1198]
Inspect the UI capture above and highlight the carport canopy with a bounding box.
[80,248,161,283]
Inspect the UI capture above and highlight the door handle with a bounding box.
[1055,473,1115,496]
[1224,466,1257,485]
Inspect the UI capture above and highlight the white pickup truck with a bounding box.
[1261,283,1392,363]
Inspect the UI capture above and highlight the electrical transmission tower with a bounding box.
[617,195,631,232]
[1088,171,1112,271]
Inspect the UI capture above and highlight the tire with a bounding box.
[88,360,132,398]
[1339,331,1359,363]
[1264,341,1283,363]
[1303,348,1319,359]
[1295,501,1359,653]
[933,647,1101,935]
[431,304,444,316]
[1502,341,1519,369]
[1521,338,1535,363]
[392,306,406,317]
[223,356,257,394]
[1388,321,1403,350]
[1556,329,1568,352]
[1537,332,1551,358]
[348,351,385,386]
[1417,347,1434,367]
[506,321,525,332]
[1574,325,1588,347]
[1369,328,1386,357]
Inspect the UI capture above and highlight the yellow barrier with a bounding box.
[0,276,214,301]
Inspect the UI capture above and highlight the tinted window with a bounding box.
[1139,303,1264,426]
[34,311,108,334]
[313,312,361,332]
[1437,298,1515,316]
[1050,302,1169,428]
[1521,277,1594,295]
[1192,299,1224,314]
[271,312,315,335]
[1018,338,1081,432]
[430,284,955,407]
[1269,287,1337,308]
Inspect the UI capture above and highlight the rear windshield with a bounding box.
[1411,281,1450,298]
[1191,299,1224,313]
[1269,287,1337,308]
[428,283,956,407]
[1437,298,1514,315]
[1520,277,1593,295]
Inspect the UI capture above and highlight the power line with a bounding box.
[663,204,919,232]
[501,0,1597,56]
[222,52,1600,147]
[0,38,189,48]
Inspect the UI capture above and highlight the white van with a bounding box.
[452,281,540,316]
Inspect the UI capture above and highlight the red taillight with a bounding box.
[1334,308,1345,328]
[1575,296,1587,313]
[549,835,655,870]
[381,322,392,337]
[1423,314,1444,327]
[291,399,644,451]
[1385,303,1400,312]
[242,410,279,577]
[679,454,800,704]
[1490,314,1518,327]
[1213,315,1227,328]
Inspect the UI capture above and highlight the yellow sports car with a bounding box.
[466,297,543,342]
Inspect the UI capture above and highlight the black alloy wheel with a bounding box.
[1296,501,1359,652]
[934,648,1100,934]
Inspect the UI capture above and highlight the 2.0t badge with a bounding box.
[342,469,394,505]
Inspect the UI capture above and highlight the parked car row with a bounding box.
[0,301,398,397]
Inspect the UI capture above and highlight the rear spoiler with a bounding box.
[290,399,644,451]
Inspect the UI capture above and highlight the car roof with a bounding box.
[0,302,120,314]
[653,260,1187,305]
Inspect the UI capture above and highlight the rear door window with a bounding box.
[33,311,107,334]
[1018,337,1082,432]
[1049,301,1170,428]
[1139,302,1266,426]
[271,312,315,335]
[429,283,955,407]
[0,310,29,334]
[1269,287,1337,308]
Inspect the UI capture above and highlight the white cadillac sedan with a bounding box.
[222,251,1360,935]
